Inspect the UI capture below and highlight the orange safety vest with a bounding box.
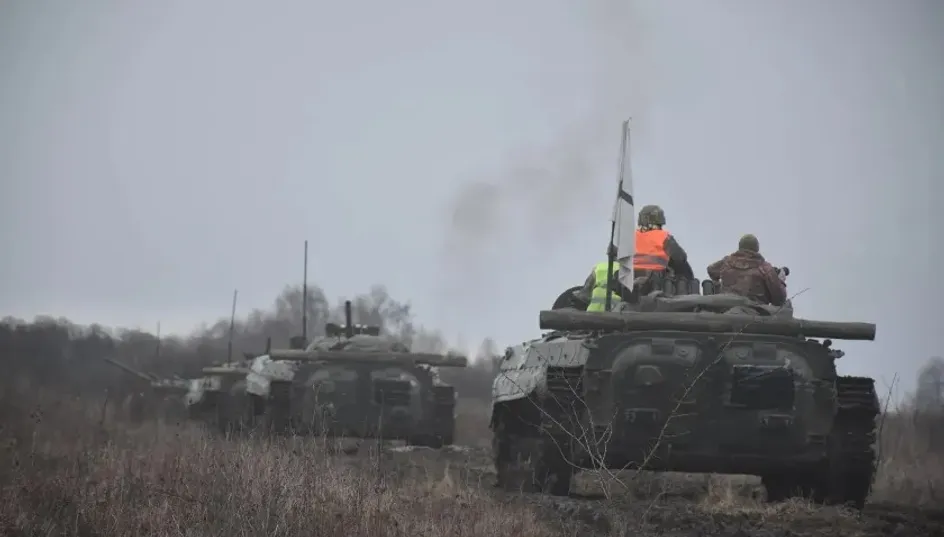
[633,229,670,271]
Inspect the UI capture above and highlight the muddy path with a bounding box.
[356,443,944,537]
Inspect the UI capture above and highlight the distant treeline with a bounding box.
[1,283,502,400]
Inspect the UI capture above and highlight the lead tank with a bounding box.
[235,301,468,447]
[491,275,879,508]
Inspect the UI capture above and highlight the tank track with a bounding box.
[762,375,878,508]
[827,375,879,508]
[493,367,582,496]
[408,387,456,448]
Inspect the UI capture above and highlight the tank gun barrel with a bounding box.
[267,349,468,367]
[103,357,160,383]
[538,310,876,341]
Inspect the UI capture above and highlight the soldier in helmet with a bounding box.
[706,234,787,306]
[575,204,692,310]
[634,204,694,281]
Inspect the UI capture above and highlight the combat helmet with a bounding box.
[638,205,666,228]
[738,234,760,253]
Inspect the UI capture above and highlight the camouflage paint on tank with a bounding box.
[255,327,465,447]
[490,279,879,508]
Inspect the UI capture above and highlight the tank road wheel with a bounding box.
[492,416,573,496]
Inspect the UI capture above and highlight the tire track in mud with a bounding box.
[376,444,944,537]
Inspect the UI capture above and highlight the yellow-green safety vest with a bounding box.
[587,261,621,312]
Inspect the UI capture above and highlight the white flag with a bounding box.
[611,119,635,292]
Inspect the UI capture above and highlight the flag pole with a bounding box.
[605,119,631,311]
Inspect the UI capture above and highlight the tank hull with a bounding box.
[490,331,878,506]
[265,373,457,448]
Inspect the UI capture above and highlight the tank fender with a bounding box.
[491,368,545,427]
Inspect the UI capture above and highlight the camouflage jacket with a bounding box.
[706,250,787,307]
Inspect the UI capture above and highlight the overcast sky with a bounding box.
[2,1,941,393]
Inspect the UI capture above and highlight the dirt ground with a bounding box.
[377,442,944,537]
[2,387,942,537]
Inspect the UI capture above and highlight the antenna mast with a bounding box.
[227,289,238,362]
[344,299,353,338]
[302,239,309,341]
[155,321,161,358]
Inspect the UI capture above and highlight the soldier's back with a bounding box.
[717,252,773,304]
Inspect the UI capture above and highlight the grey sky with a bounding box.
[2,1,942,393]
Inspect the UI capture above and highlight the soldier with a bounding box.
[574,260,622,312]
[633,205,694,293]
[575,204,693,309]
[706,234,787,306]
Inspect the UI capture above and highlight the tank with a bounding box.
[103,357,192,422]
[187,356,257,431]
[490,280,879,509]
[241,301,468,448]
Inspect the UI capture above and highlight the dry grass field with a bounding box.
[2,378,943,537]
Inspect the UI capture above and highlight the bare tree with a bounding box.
[915,357,944,413]
[1,281,501,403]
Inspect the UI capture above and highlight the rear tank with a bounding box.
[491,279,879,507]
[102,357,192,423]
[249,301,468,448]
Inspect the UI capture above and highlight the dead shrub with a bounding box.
[0,382,555,537]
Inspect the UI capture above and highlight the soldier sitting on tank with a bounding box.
[573,261,624,311]
[632,204,694,295]
[573,205,694,308]
[706,234,787,307]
